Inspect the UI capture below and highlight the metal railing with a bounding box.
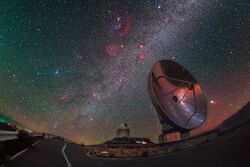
[0,130,19,142]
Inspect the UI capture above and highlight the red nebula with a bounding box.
[91,91,101,100]
[139,44,144,49]
[105,43,120,57]
[59,93,68,102]
[92,92,98,98]
[139,52,146,60]
[136,52,147,63]
[118,15,132,38]
[107,8,132,39]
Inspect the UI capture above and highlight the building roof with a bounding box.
[118,123,129,130]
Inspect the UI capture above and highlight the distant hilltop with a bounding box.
[216,101,250,133]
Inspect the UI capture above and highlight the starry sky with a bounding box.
[1,0,250,144]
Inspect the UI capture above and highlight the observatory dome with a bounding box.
[116,123,130,137]
[118,123,129,130]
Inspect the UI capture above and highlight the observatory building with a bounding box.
[103,123,154,147]
[148,60,207,143]
[116,123,130,138]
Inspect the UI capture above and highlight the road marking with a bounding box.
[10,140,41,160]
[32,140,41,146]
[10,148,28,160]
[62,143,72,167]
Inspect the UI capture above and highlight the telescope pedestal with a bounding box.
[159,119,190,143]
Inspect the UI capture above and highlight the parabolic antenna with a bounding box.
[148,60,207,130]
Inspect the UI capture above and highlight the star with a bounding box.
[54,69,60,76]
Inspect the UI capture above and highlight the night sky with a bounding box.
[1,0,250,144]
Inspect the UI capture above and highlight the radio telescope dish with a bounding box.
[148,60,207,130]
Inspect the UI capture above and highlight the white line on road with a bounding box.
[32,140,41,146]
[10,148,28,160]
[62,143,72,167]
[10,140,41,160]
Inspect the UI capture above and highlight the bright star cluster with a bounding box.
[0,0,250,144]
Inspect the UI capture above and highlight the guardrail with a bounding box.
[0,130,19,142]
[29,133,44,137]
[0,130,44,164]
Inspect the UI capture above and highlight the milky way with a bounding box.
[1,0,250,144]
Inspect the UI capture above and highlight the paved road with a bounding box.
[5,123,250,167]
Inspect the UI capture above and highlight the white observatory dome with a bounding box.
[118,123,129,130]
[116,123,130,137]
